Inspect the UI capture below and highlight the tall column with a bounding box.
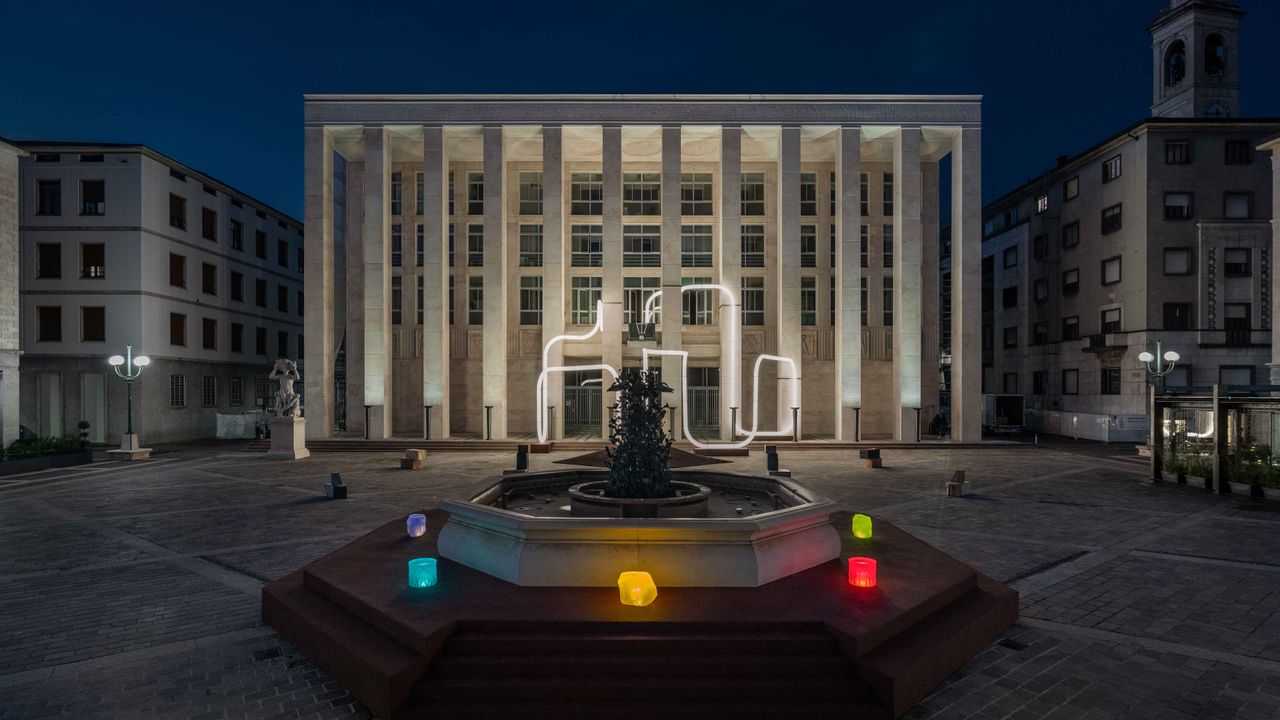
[776,126,802,435]
[718,127,742,441]
[362,127,392,438]
[422,126,450,438]
[892,128,923,442]
[482,126,508,439]
[345,162,365,436]
[660,126,683,440]
[600,126,624,439]
[835,126,862,441]
[951,128,982,441]
[303,127,334,439]
[1266,139,1280,385]
[542,126,566,440]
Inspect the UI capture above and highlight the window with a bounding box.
[277,238,288,268]
[741,173,765,215]
[255,230,267,259]
[36,306,61,342]
[230,271,244,302]
[883,225,894,268]
[1062,175,1078,201]
[390,172,402,215]
[33,153,59,163]
[783,223,813,268]
[278,330,288,359]
[1062,369,1079,395]
[202,318,217,350]
[1220,366,1254,386]
[1165,140,1191,165]
[571,277,603,325]
[741,277,764,326]
[1101,307,1121,334]
[1164,248,1192,275]
[37,180,61,215]
[255,279,267,307]
[169,194,186,229]
[467,224,484,266]
[830,172,836,215]
[882,173,894,216]
[1003,373,1018,394]
[800,173,817,216]
[1035,194,1048,214]
[1205,33,1226,77]
[1003,326,1017,348]
[255,327,267,356]
[80,180,105,216]
[983,324,994,352]
[1032,234,1047,260]
[1032,322,1048,345]
[1002,286,1018,309]
[415,224,424,267]
[800,277,816,326]
[197,207,215,241]
[448,276,454,324]
[169,253,186,288]
[570,173,602,215]
[1101,367,1121,395]
[277,285,288,313]
[37,243,61,278]
[297,290,304,316]
[390,224,403,267]
[169,312,187,346]
[519,224,543,267]
[390,276,402,325]
[678,225,712,268]
[1224,141,1251,165]
[201,262,217,296]
[741,225,765,267]
[448,224,454,266]
[230,377,244,406]
[1165,40,1186,86]
[254,375,267,406]
[623,224,661,267]
[1224,192,1252,219]
[1032,371,1046,395]
[623,173,661,215]
[466,172,483,215]
[623,277,660,325]
[860,277,868,326]
[416,171,425,215]
[1164,192,1192,219]
[1164,302,1192,330]
[71,305,104,344]
[1062,316,1080,341]
[681,173,713,215]
[297,246,303,271]
[416,276,423,325]
[571,224,603,267]
[1062,221,1079,249]
[170,375,187,408]
[230,220,243,250]
[1102,155,1121,183]
[467,276,483,325]
[518,172,543,215]
[1034,278,1048,303]
[860,225,869,268]
[1224,248,1251,276]
[1101,204,1122,234]
[860,173,869,216]
[1002,246,1017,268]
[519,276,542,325]
[448,172,454,216]
[683,276,715,325]
[231,323,244,353]
[1062,268,1079,295]
[1102,256,1121,285]
[74,243,105,281]
[830,225,836,268]
[882,277,894,326]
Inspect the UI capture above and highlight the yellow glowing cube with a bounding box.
[617,571,658,607]
[852,513,873,539]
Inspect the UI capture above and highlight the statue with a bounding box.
[269,358,301,418]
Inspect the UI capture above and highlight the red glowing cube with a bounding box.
[847,556,877,588]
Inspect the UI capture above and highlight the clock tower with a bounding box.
[1148,0,1244,118]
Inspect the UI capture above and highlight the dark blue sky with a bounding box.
[3,0,1277,220]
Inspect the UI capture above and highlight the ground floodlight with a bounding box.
[408,558,438,588]
[847,557,877,588]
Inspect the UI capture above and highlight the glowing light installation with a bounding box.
[852,514,873,539]
[847,557,877,588]
[617,571,658,606]
[407,557,438,588]
[406,513,427,538]
[534,301,619,443]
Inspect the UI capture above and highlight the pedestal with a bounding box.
[266,417,310,460]
[107,433,152,461]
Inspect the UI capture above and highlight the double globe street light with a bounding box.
[108,345,151,459]
[1138,341,1180,384]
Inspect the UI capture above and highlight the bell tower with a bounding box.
[1148,0,1244,118]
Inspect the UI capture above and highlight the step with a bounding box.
[443,629,838,656]
[415,675,871,703]
[395,698,888,720]
[429,652,853,679]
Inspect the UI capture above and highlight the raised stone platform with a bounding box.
[262,509,1018,719]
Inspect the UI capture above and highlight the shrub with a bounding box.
[2,435,87,461]
[605,370,673,499]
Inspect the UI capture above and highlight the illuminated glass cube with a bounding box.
[617,571,658,606]
[407,513,427,538]
[847,556,877,588]
[408,557,438,588]
[852,513,873,539]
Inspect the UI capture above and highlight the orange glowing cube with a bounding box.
[617,571,658,606]
[847,557,877,588]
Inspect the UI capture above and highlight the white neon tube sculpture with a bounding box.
[534,301,619,443]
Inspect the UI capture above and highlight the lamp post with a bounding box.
[1138,342,1180,483]
[107,345,151,459]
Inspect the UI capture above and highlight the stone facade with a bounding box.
[0,140,24,447]
[304,95,983,442]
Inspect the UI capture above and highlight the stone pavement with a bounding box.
[0,441,1278,719]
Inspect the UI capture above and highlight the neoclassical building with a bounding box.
[303,95,981,443]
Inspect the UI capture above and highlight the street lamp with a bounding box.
[108,345,151,458]
[1138,341,1179,484]
[1138,341,1180,384]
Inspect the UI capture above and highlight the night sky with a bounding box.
[2,0,1277,221]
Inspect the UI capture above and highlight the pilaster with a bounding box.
[482,126,508,439]
[951,128,983,441]
[718,126,742,441]
[892,128,923,442]
[660,126,683,440]
[542,126,566,439]
[362,127,392,438]
[303,128,335,439]
[601,126,624,439]
[776,126,803,435]
[422,126,450,438]
[836,126,862,441]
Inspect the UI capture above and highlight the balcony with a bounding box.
[1198,329,1270,348]
[1082,333,1126,353]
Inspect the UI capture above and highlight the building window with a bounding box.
[800,225,816,267]
[1224,192,1252,219]
[390,172,403,215]
[1220,366,1254,386]
[519,276,542,325]
[571,224,603,267]
[1224,248,1251,276]
[519,224,543,267]
[467,224,484,266]
[800,277,816,326]
[277,238,289,268]
[390,276,402,325]
[1062,176,1079,201]
[1035,194,1048,214]
[860,173,869,216]
[276,330,287,358]
[230,271,244,302]
[1002,326,1017,349]
[681,225,713,267]
[297,290,304,316]
[829,172,836,215]
[199,207,216,241]
[570,173,603,215]
[1062,221,1079,249]
[202,318,217,350]
[390,224,403,267]
[36,243,61,279]
[230,377,244,406]
[448,224,454,266]
[169,253,186,288]
[466,172,483,215]
[170,375,187,408]
[415,224,424,267]
[1032,321,1047,345]
[518,172,543,215]
[741,225,765,267]
[1002,286,1018,309]
[169,312,187,346]
[1034,278,1048,303]
[681,173,713,215]
[169,194,187,229]
[623,173,661,215]
[571,276,603,325]
[80,180,105,216]
[1003,246,1017,268]
[882,277,894,326]
[1101,307,1122,334]
[37,306,61,342]
[1101,155,1121,183]
[883,225,894,268]
[1032,370,1046,395]
[860,225,869,268]
[416,276,423,325]
[230,220,243,251]
[1062,268,1079,295]
[255,279,267,307]
[254,375,267,405]
[683,276,715,325]
[1224,141,1252,165]
[623,277,660,325]
[1101,204,1122,234]
[448,172,455,216]
[1164,192,1192,219]
[1164,302,1192,330]
[1164,248,1192,275]
[255,230,267,259]
[277,285,288,313]
[255,327,267,356]
[1062,316,1079,341]
[882,173,894,216]
[860,277,868,326]
[799,173,817,216]
[37,179,61,215]
[1101,367,1121,395]
[1061,369,1079,395]
[1102,256,1121,285]
[1224,303,1250,331]
[415,171,425,215]
[201,262,217,295]
[623,224,661,267]
[448,276,454,325]
[829,225,836,268]
[741,173,765,216]
[81,306,105,342]
[1165,140,1191,165]
[231,323,244,353]
[1032,234,1047,260]
[467,276,483,325]
[741,277,764,326]
[1003,373,1018,394]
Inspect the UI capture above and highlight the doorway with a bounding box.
[563,369,603,438]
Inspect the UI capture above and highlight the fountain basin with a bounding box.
[568,480,711,518]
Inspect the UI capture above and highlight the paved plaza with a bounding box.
[0,442,1279,719]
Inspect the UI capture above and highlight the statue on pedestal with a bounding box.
[269,358,301,418]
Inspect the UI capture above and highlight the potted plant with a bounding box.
[78,420,91,445]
